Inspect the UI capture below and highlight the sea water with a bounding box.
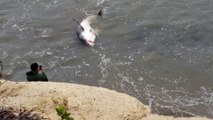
[0,0,213,118]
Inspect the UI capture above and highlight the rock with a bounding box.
[0,80,211,120]
[0,80,150,120]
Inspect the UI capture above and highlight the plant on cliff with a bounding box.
[56,105,74,120]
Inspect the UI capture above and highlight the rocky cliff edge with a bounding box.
[0,80,211,120]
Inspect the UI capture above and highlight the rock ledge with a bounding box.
[0,80,211,120]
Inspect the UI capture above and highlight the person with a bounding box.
[0,60,3,78]
[26,63,48,82]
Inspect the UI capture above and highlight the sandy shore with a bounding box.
[0,79,211,120]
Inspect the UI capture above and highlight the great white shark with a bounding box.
[73,9,103,46]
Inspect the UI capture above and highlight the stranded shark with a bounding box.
[73,9,102,46]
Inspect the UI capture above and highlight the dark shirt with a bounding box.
[26,70,48,82]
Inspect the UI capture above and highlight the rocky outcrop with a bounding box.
[0,80,211,120]
[0,80,150,120]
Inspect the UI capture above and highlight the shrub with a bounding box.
[56,105,74,120]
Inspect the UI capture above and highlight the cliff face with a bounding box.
[0,80,211,120]
[0,80,150,120]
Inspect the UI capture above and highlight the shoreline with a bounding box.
[0,79,211,120]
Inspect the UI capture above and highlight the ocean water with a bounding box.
[0,0,213,118]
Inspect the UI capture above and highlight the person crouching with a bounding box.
[26,63,48,82]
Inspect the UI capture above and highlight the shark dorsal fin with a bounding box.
[73,18,85,31]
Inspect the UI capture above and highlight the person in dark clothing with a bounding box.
[0,60,3,78]
[26,63,48,82]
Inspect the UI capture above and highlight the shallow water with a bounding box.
[0,0,213,118]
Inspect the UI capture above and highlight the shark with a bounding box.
[73,9,103,46]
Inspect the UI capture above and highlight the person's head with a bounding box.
[30,63,38,71]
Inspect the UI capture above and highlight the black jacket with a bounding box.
[26,70,48,82]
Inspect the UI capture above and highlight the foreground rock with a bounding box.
[0,80,211,120]
[0,80,150,120]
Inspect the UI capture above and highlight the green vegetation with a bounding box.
[56,105,74,120]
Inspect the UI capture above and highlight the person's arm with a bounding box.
[41,73,48,81]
